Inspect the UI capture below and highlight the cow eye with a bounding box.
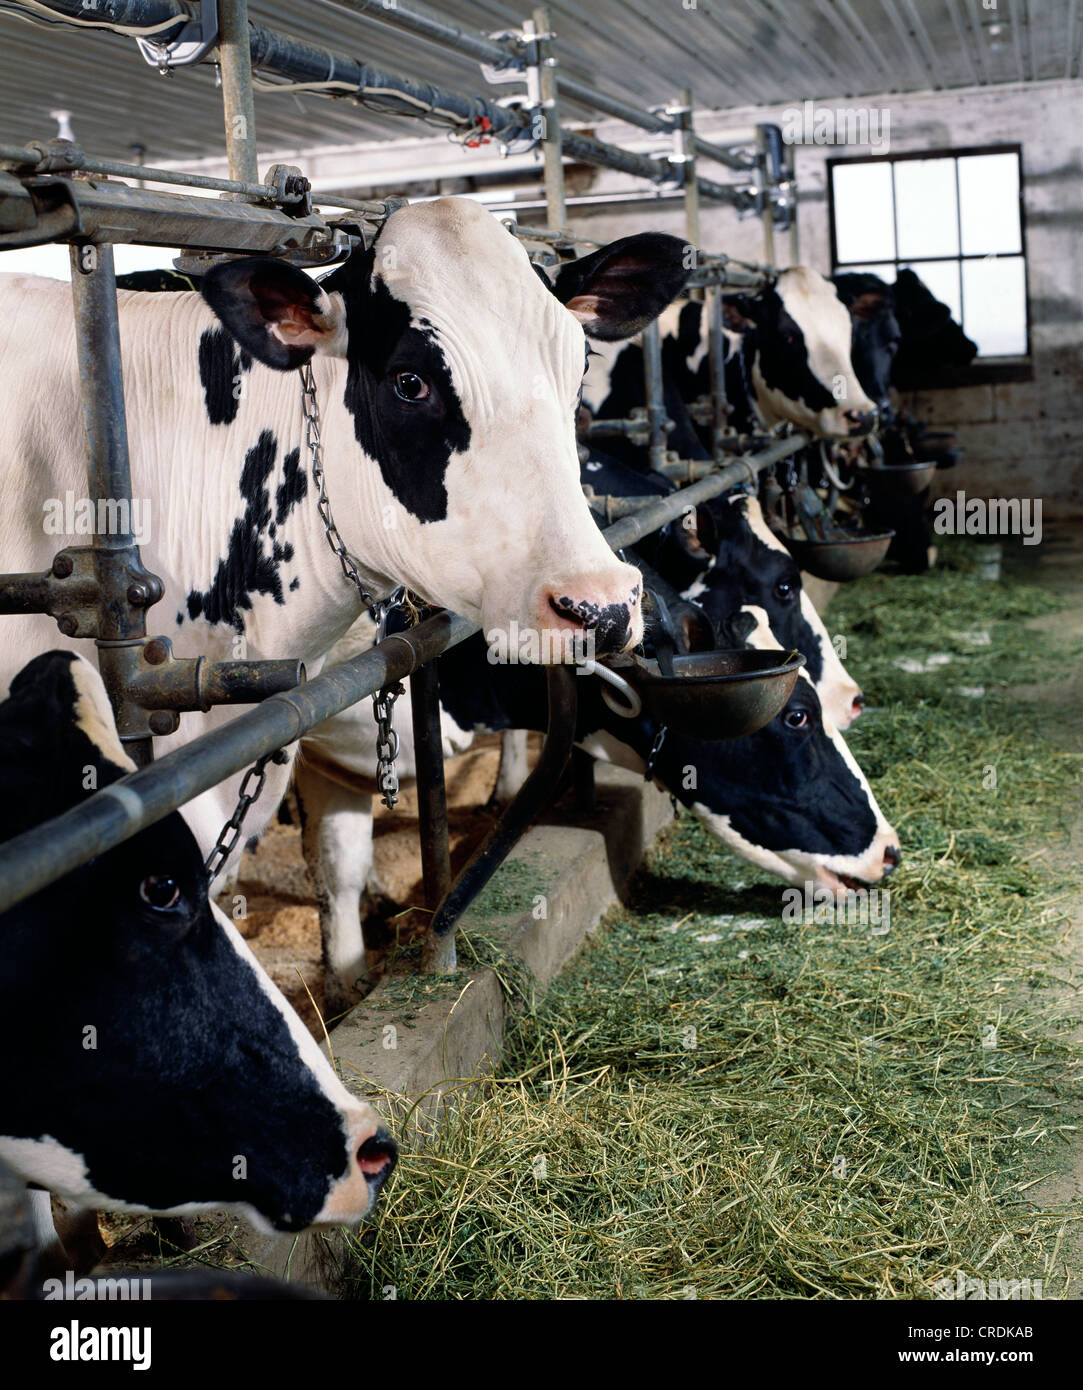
[774,580,795,601]
[392,371,429,402]
[139,874,181,911]
[783,709,809,730]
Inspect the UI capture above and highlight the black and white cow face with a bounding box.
[202,202,691,657]
[0,653,396,1232]
[634,671,900,892]
[735,267,878,439]
[687,494,864,729]
[832,273,900,421]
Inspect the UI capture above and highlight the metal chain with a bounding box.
[300,362,415,812]
[373,680,406,810]
[205,749,291,881]
[644,724,668,782]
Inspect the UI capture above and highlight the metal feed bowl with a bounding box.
[593,648,805,741]
[857,461,937,499]
[774,528,894,582]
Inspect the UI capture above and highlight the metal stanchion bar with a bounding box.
[531,7,566,230]
[219,0,259,187]
[421,665,577,974]
[0,611,477,916]
[409,659,452,913]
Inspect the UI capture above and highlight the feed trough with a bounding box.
[593,648,806,740]
[857,461,938,500]
[779,530,895,582]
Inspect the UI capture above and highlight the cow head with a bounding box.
[690,494,864,728]
[0,652,396,1233]
[832,272,900,422]
[202,201,692,658]
[733,267,878,439]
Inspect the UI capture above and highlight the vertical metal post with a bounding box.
[409,660,452,912]
[69,242,154,767]
[641,318,669,473]
[677,89,700,251]
[705,281,729,464]
[528,7,566,230]
[789,196,800,266]
[219,0,259,187]
[756,126,776,265]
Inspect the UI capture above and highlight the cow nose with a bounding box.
[845,408,877,435]
[882,844,901,875]
[852,691,865,718]
[357,1127,398,1192]
[544,573,641,656]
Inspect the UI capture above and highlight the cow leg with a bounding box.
[493,729,530,803]
[295,760,376,1018]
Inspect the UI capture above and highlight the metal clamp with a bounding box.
[135,0,219,73]
[584,662,643,720]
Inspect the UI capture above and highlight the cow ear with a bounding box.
[553,233,692,341]
[201,257,345,370]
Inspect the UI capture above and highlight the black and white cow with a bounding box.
[832,272,901,422]
[295,589,897,1009]
[0,651,396,1235]
[0,203,690,870]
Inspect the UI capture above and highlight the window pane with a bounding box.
[958,153,1022,256]
[900,260,963,323]
[832,162,896,264]
[894,158,960,259]
[962,255,1027,356]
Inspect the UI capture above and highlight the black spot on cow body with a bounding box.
[186,430,293,633]
[198,327,252,426]
[275,447,307,525]
[319,251,471,524]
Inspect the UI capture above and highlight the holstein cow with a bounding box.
[0,651,396,1237]
[0,203,690,870]
[295,590,898,1010]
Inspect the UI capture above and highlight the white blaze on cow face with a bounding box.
[747,267,878,440]
[739,497,863,728]
[348,200,643,655]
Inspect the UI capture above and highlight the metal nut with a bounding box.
[143,639,169,665]
[127,582,149,605]
[52,554,74,579]
[56,613,79,638]
[148,711,176,736]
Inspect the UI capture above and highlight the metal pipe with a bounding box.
[409,658,452,914]
[219,0,260,188]
[0,611,477,915]
[29,0,744,204]
[705,283,728,464]
[640,319,670,473]
[600,434,808,552]
[420,664,577,974]
[0,176,345,255]
[677,91,700,251]
[530,7,565,231]
[69,242,160,765]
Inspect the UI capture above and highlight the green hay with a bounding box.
[342,536,1082,1300]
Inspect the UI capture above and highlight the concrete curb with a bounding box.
[243,764,674,1289]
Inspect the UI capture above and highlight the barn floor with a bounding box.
[93,531,1083,1297]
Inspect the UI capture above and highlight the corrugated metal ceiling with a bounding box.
[0,0,1078,166]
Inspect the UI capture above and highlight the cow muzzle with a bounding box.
[538,569,643,658]
[314,1113,398,1226]
[546,587,639,656]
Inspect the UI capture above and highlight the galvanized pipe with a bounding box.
[219,0,260,188]
[640,318,670,474]
[409,658,452,914]
[0,611,477,915]
[705,282,729,464]
[420,664,577,974]
[530,7,566,231]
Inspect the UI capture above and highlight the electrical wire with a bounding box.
[7,0,185,35]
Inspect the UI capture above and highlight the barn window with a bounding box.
[827,146,1028,362]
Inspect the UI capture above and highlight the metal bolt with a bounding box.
[143,639,169,665]
[56,613,78,638]
[127,583,149,605]
[52,554,74,578]
[148,711,176,735]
